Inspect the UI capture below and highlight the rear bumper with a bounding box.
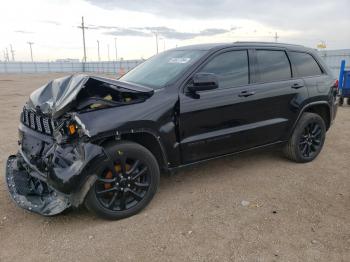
[5,155,70,216]
[331,97,339,126]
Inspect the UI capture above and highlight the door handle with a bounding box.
[238,90,255,97]
[291,83,304,89]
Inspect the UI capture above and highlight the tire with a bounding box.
[347,98,350,106]
[85,141,160,220]
[283,112,326,163]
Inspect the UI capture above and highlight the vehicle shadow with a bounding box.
[160,147,284,189]
[35,147,285,224]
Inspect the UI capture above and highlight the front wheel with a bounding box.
[283,112,326,163]
[85,141,160,220]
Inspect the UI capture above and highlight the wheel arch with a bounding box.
[288,101,331,140]
[98,130,169,172]
[121,131,168,171]
[303,102,331,130]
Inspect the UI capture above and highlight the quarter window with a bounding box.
[256,50,291,83]
[199,50,249,89]
[288,51,323,77]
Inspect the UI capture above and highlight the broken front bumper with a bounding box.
[5,123,107,216]
[5,155,70,216]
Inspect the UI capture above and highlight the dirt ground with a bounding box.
[0,74,349,262]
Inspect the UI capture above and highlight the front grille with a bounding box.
[21,107,55,135]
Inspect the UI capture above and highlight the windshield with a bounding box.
[120,50,206,89]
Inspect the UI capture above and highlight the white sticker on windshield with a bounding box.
[168,57,191,64]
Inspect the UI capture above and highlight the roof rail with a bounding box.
[234,41,304,47]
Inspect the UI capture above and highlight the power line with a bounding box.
[27,42,34,62]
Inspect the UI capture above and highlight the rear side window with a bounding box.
[256,50,291,83]
[199,50,249,89]
[288,51,323,77]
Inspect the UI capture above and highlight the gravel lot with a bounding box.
[0,74,349,262]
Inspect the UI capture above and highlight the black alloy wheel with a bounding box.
[298,122,323,158]
[85,141,160,220]
[95,157,150,211]
[283,112,326,163]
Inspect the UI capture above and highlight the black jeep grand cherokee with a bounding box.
[6,42,338,219]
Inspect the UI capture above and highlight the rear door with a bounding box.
[287,51,332,100]
[243,49,309,144]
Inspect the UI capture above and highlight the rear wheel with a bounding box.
[85,141,160,220]
[283,112,326,163]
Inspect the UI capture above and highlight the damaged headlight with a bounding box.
[53,117,84,144]
[67,121,79,136]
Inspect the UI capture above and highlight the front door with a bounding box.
[179,49,254,163]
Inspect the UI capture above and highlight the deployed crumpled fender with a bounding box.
[47,142,106,193]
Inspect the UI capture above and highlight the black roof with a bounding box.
[175,41,312,52]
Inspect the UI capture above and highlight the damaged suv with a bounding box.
[5,42,338,219]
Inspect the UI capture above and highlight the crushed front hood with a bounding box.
[28,74,154,118]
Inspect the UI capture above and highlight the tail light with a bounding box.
[335,79,339,89]
[333,79,339,95]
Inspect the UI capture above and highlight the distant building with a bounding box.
[55,58,80,63]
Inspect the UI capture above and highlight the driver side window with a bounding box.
[199,50,249,89]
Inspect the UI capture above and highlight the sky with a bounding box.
[0,0,349,62]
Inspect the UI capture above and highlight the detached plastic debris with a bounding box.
[241,200,250,207]
[240,200,263,208]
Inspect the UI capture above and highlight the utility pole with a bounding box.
[10,45,15,61]
[97,40,100,61]
[5,48,9,62]
[274,32,279,43]
[114,38,117,61]
[78,16,87,63]
[155,32,159,54]
[107,44,110,61]
[27,41,34,62]
[159,37,166,51]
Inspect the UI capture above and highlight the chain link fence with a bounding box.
[1,50,350,77]
[0,60,144,75]
[318,49,350,77]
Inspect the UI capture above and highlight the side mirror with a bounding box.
[188,73,219,93]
